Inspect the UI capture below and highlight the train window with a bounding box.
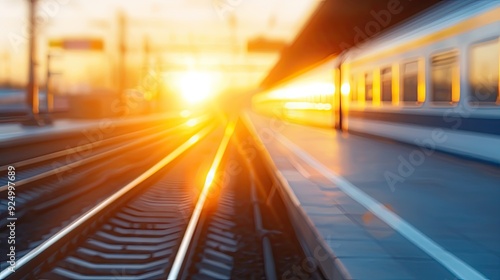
[381,67,392,102]
[350,75,358,102]
[402,61,418,102]
[469,39,499,105]
[431,51,458,103]
[365,72,373,102]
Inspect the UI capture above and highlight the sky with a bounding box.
[0,0,322,92]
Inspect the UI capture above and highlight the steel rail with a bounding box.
[250,171,278,280]
[167,120,236,280]
[233,123,278,280]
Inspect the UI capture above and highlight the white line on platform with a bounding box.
[274,132,487,280]
[287,154,311,178]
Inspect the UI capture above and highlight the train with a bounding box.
[252,0,500,165]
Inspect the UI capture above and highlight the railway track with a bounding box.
[0,121,218,279]
[0,116,210,262]
[1,119,325,280]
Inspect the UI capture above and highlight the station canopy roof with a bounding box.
[260,0,442,89]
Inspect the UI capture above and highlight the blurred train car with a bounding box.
[252,1,500,164]
[253,59,338,127]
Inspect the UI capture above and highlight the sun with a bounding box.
[175,71,219,105]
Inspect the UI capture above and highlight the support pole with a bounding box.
[43,53,54,124]
[337,64,343,130]
[335,53,347,131]
[24,0,42,126]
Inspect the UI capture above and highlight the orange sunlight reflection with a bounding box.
[205,169,216,188]
[188,134,200,144]
[186,119,198,127]
[204,121,236,188]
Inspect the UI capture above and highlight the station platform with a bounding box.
[0,112,182,147]
[245,112,500,280]
[0,119,103,144]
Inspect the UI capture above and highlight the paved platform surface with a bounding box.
[0,119,101,143]
[247,112,500,280]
